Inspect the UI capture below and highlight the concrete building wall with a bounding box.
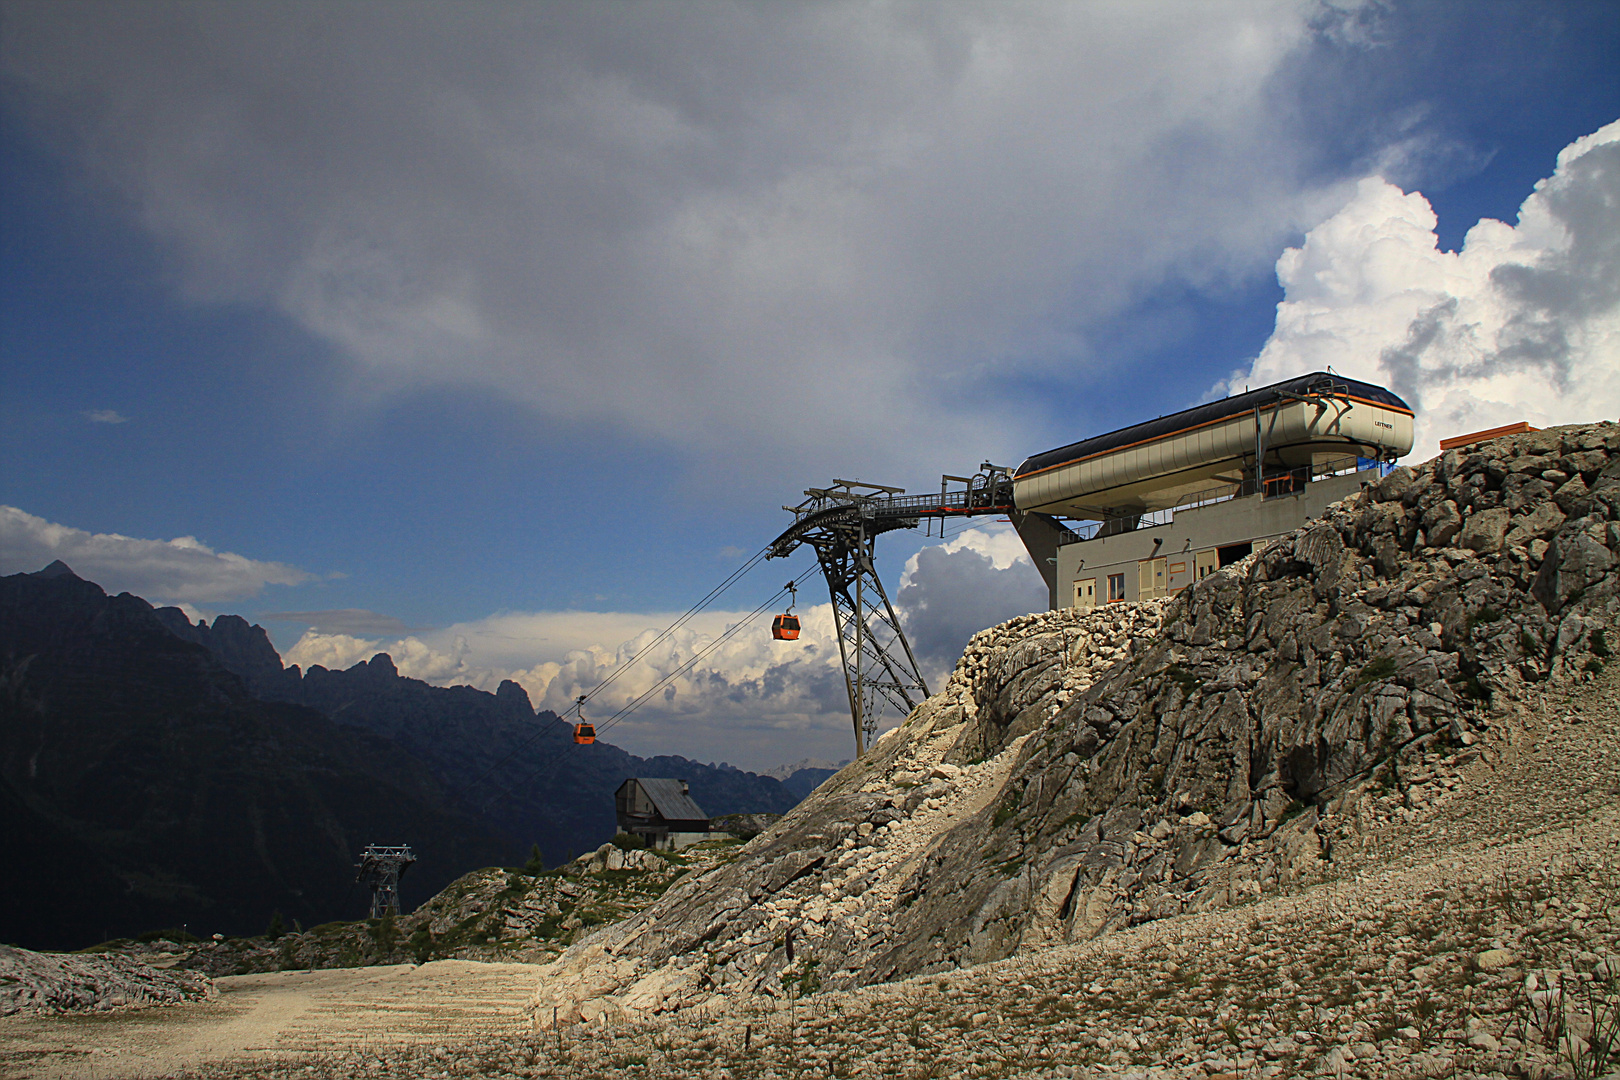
[1053,469,1373,609]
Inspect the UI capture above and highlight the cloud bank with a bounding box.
[896,523,1047,680]
[2,1,1367,481]
[262,609,426,636]
[0,505,313,602]
[1232,119,1620,457]
[283,525,1042,766]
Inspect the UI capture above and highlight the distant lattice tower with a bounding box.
[355,844,417,918]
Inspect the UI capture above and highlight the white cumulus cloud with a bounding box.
[1232,118,1620,458]
[896,523,1047,679]
[0,505,313,602]
[276,526,1043,766]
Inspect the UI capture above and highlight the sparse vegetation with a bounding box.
[524,843,546,874]
[1163,664,1200,695]
[1355,655,1398,686]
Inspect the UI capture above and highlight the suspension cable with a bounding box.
[454,517,999,804]
[468,563,817,814]
[593,564,822,735]
[575,541,777,709]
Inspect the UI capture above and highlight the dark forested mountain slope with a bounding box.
[0,566,510,950]
[2,563,802,950]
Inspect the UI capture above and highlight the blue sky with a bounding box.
[3,1,1618,769]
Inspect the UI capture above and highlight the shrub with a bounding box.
[1164,665,1200,696]
[265,910,286,941]
[372,909,397,955]
[524,843,546,875]
[1355,656,1398,686]
[611,832,646,851]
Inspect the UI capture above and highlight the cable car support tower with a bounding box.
[767,465,1015,757]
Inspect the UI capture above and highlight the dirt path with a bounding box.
[0,959,543,1079]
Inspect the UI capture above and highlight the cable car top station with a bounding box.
[767,371,1414,754]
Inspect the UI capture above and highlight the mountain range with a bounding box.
[0,563,800,950]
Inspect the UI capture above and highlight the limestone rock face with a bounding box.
[0,944,214,1016]
[532,421,1620,1026]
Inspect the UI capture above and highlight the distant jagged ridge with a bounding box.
[0,566,512,950]
[151,610,801,868]
[3,561,804,951]
[532,420,1620,1023]
[763,758,849,801]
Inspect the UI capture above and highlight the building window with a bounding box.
[1107,573,1126,602]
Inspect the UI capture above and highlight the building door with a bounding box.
[1195,549,1218,580]
[1073,577,1096,612]
[1138,557,1168,599]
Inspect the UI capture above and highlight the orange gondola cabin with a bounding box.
[572,695,597,744]
[772,581,801,640]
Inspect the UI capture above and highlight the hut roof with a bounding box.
[632,778,708,822]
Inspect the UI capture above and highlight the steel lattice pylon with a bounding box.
[807,515,928,756]
[355,844,417,919]
[768,470,1013,756]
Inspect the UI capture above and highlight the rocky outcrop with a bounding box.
[0,944,213,1016]
[531,420,1620,1025]
[152,608,295,699]
[167,843,727,977]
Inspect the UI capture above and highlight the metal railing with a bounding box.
[1055,455,1373,547]
[865,484,1015,519]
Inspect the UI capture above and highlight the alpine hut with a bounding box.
[614,778,712,850]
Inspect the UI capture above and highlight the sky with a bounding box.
[3,1,1618,770]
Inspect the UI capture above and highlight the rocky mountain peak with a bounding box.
[364,652,400,679]
[150,607,290,698]
[531,419,1620,1026]
[29,559,78,579]
[496,679,535,714]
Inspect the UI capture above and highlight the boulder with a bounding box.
[1460,507,1512,554]
[1423,500,1463,547]
[1533,525,1616,613]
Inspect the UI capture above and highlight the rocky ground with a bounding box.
[124,659,1618,1079]
[4,420,1618,1079]
[0,945,214,1017]
[55,841,743,984]
[524,421,1619,1030]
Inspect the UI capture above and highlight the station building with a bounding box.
[1009,372,1415,610]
